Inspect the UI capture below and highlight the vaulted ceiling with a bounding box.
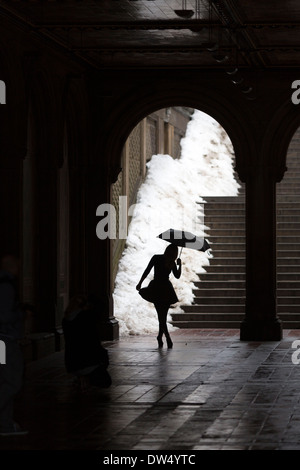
[1,0,300,70]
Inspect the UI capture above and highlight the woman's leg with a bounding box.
[154,303,173,348]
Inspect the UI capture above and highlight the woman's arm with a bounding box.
[172,258,182,279]
[136,256,155,290]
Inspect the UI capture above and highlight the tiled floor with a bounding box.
[2,328,300,451]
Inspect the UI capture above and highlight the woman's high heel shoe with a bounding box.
[157,336,163,348]
[166,337,173,349]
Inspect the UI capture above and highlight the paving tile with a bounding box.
[2,329,300,452]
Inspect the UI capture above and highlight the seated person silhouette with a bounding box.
[62,295,112,392]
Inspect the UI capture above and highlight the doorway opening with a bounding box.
[276,126,300,329]
[111,107,244,336]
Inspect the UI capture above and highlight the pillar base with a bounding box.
[100,318,119,341]
[240,318,282,341]
[54,327,65,352]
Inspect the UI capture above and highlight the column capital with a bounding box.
[235,163,287,183]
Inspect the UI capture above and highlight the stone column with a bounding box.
[0,153,22,258]
[157,116,165,154]
[35,163,58,333]
[164,123,174,158]
[122,140,129,203]
[69,164,87,299]
[240,165,282,340]
[140,118,147,179]
[85,164,119,340]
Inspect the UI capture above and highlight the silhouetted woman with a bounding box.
[136,244,181,349]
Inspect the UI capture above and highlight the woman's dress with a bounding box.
[139,254,179,305]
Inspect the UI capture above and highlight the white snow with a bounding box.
[113,109,240,336]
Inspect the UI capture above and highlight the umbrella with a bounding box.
[157,228,210,254]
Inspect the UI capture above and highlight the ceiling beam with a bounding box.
[33,20,300,31]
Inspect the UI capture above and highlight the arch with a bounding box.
[101,80,257,184]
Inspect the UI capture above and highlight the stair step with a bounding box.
[278,251,300,257]
[173,312,300,322]
[278,237,300,243]
[204,206,300,213]
[205,209,245,216]
[205,215,245,221]
[278,290,300,297]
[205,222,245,228]
[278,273,300,280]
[203,196,244,202]
[278,183,300,188]
[208,240,246,246]
[277,196,300,203]
[278,258,300,265]
[278,266,300,272]
[191,297,245,305]
[209,251,245,257]
[278,281,300,288]
[206,230,245,236]
[204,265,245,273]
[171,320,242,328]
[278,297,300,305]
[194,280,245,289]
[203,206,245,211]
[191,288,245,297]
[277,223,300,229]
[209,258,245,265]
[195,272,300,280]
[198,273,245,280]
[171,319,300,329]
[209,239,300,249]
[182,304,244,312]
[277,214,300,222]
[192,280,300,289]
[172,313,244,321]
[179,185,300,329]
[278,306,300,313]
[181,304,300,314]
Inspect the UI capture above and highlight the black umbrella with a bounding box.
[157,228,210,254]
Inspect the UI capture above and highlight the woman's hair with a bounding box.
[64,295,88,319]
[164,244,178,268]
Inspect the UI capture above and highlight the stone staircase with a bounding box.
[171,149,300,329]
[276,142,300,328]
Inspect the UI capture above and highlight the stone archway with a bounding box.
[97,80,254,338]
[272,103,300,330]
[276,127,300,328]
[111,106,245,336]
[95,72,300,340]
[102,82,253,185]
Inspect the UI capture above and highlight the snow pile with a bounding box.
[113,109,240,336]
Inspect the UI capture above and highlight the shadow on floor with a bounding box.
[1,329,300,452]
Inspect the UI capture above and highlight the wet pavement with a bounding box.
[1,329,300,452]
